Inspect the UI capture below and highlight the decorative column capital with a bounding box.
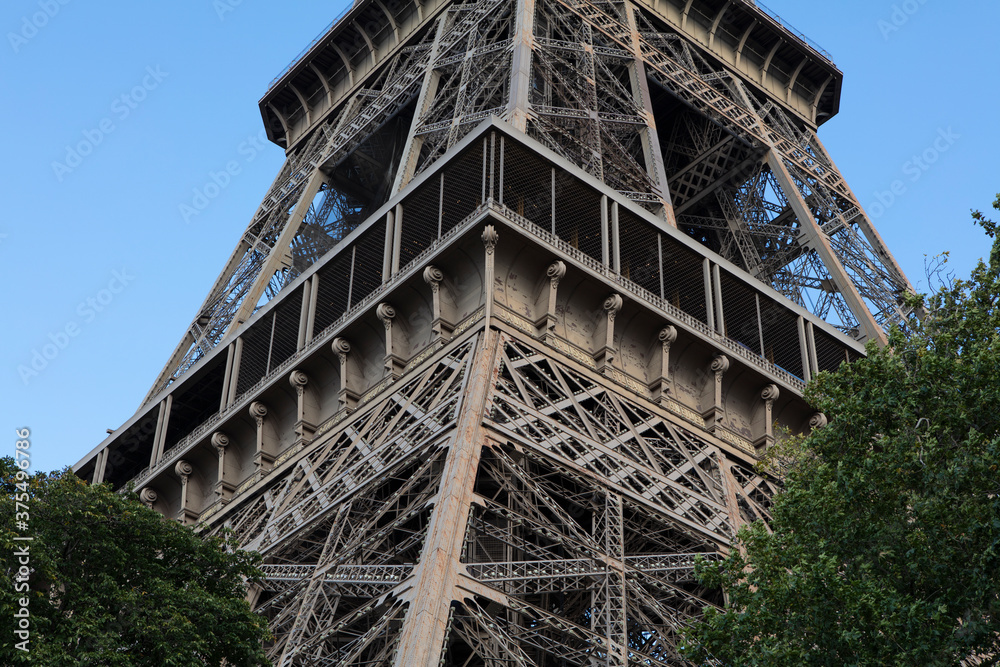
[658,324,678,350]
[423,265,444,293]
[174,460,193,483]
[332,337,351,362]
[603,294,624,321]
[546,260,567,287]
[761,384,780,405]
[211,431,230,453]
[376,302,396,330]
[249,401,268,426]
[289,370,309,395]
[139,487,157,508]
[809,412,829,430]
[482,225,498,254]
[710,354,730,376]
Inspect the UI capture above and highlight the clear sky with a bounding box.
[3,0,998,473]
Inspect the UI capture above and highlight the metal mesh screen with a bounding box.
[351,219,386,306]
[235,316,272,397]
[555,173,602,262]
[313,249,352,336]
[442,141,483,234]
[399,179,441,270]
[814,327,850,374]
[759,295,804,380]
[720,271,762,355]
[103,410,160,488]
[618,207,660,296]
[501,140,550,225]
[163,355,227,450]
[269,287,303,371]
[661,237,708,324]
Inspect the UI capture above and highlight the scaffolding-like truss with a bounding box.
[143,0,912,404]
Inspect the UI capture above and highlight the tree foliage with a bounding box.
[1,460,270,666]
[685,198,1000,666]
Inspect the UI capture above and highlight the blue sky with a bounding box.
[3,0,998,473]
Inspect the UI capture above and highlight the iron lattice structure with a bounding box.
[76,0,914,664]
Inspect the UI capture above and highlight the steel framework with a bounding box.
[76,0,915,665]
[142,0,912,404]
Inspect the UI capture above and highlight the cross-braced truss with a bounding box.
[210,330,777,665]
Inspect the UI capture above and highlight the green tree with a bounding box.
[685,197,1000,666]
[1,458,270,666]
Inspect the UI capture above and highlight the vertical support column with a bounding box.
[649,324,677,404]
[805,321,819,377]
[392,203,403,275]
[438,173,445,236]
[424,265,453,344]
[508,0,536,131]
[92,449,108,484]
[593,491,627,666]
[488,132,496,202]
[392,330,500,667]
[384,209,396,279]
[220,343,235,411]
[150,395,172,467]
[600,194,610,267]
[297,277,312,351]
[702,354,729,431]
[289,370,318,446]
[797,316,811,383]
[550,168,556,235]
[227,337,243,408]
[498,138,505,206]
[657,234,665,299]
[755,293,765,357]
[174,460,197,525]
[332,337,358,413]
[211,431,235,505]
[703,259,715,332]
[305,274,319,342]
[754,384,779,452]
[611,200,620,274]
[595,293,623,374]
[250,401,276,473]
[481,137,488,204]
[482,225,498,322]
[712,263,725,335]
[378,302,404,379]
[539,260,566,342]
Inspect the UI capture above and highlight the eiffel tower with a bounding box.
[76,0,914,663]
